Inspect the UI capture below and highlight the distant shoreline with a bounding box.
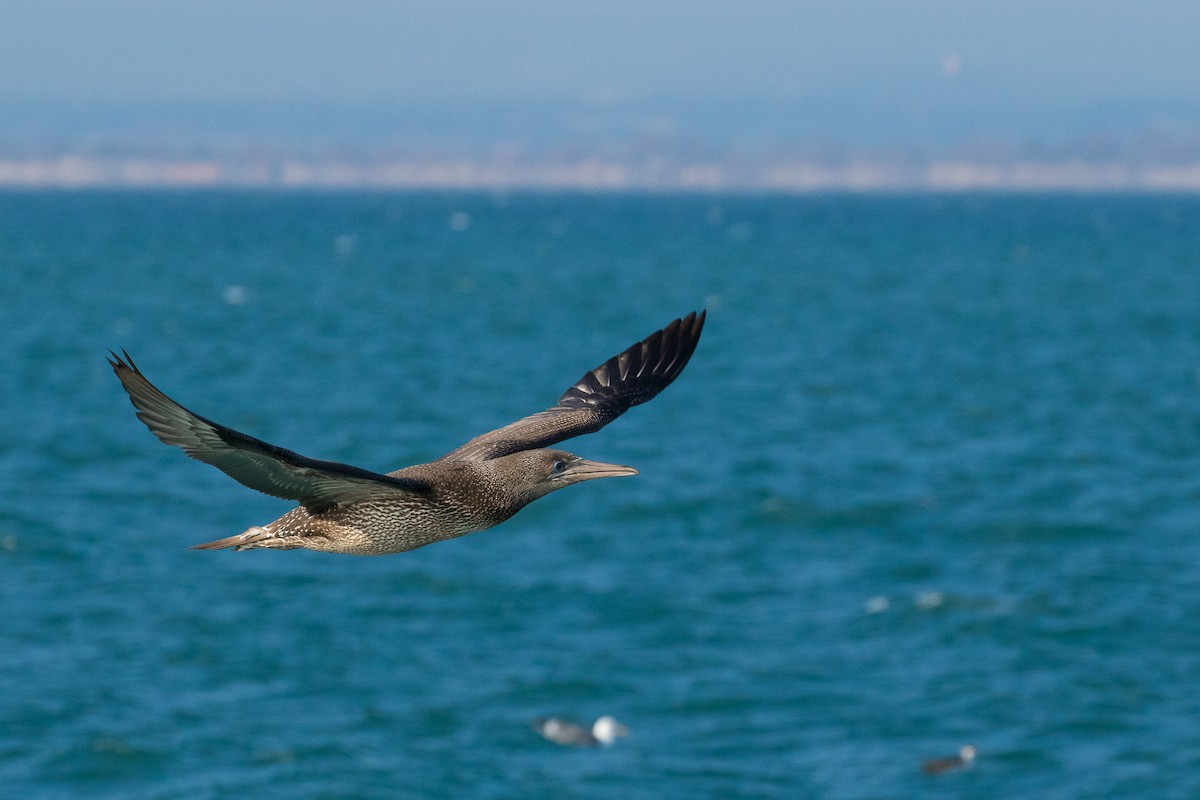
[5,155,1200,192]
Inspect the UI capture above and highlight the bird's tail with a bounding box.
[190,526,276,552]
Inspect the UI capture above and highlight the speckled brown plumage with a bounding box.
[110,312,705,555]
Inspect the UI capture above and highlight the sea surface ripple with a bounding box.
[2,192,1199,799]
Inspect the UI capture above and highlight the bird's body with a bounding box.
[207,454,571,555]
[921,744,977,775]
[532,716,629,747]
[111,312,704,555]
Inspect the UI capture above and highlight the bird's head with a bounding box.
[498,448,638,503]
[591,716,629,745]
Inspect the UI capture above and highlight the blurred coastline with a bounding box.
[7,95,1200,192]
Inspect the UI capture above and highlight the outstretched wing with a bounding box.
[109,351,431,513]
[445,311,705,461]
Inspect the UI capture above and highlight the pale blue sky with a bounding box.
[3,1,1199,147]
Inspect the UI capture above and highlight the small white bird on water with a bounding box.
[532,716,629,747]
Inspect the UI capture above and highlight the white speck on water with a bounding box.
[915,591,944,610]
[222,285,248,306]
[729,222,752,240]
[333,234,357,255]
[0,534,16,551]
[864,595,890,614]
[450,212,470,231]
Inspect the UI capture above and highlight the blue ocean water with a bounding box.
[2,191,1200,799]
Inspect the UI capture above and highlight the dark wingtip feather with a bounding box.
[108,349,140,374]
[559,311,706,412]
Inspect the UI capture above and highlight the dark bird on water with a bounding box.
[110,312,705,555]
[921,744,977,775]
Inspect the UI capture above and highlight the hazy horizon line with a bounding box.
[6,152,1200,193]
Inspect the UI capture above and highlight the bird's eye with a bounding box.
[552,460,566,472]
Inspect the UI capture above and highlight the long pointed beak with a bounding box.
[563,458,639,483]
